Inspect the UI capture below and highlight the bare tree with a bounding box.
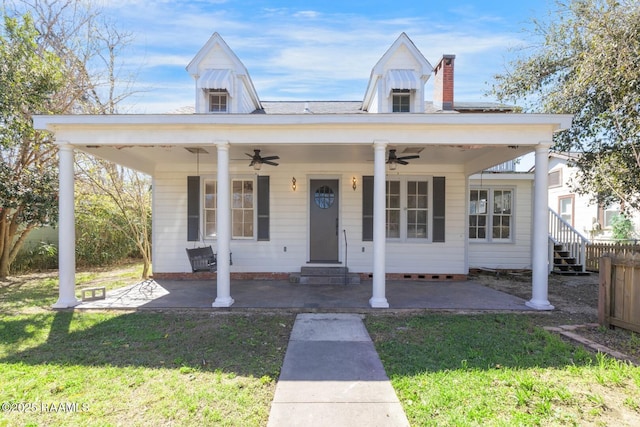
[1,1,150,277]
[76,158,152,278]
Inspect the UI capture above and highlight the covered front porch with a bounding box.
[74,277,532,311]
[34,113,572,311]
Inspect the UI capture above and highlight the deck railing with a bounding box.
[485,160,517,173]
[549,208,589,272]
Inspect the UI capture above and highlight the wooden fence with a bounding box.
[586,242,640,272]
[598,254,640,334]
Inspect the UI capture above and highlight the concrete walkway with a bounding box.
[268,313,409,427]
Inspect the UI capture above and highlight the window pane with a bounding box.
[393,94,410,112]
[386,210,400,238]
[205,223,216,238]
[243,181,254,208]
[407,194,417,209]
[231,180,255,238]
[407,180,429,239]
[469,189,489,240]
[469,227,477,239]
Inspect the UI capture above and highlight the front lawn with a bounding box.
[366,314,640,426]
[0,310,294,426]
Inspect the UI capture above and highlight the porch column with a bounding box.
[370,140,389,308]
[527,143,554,310]
[212,141,234,307]
[53,144,79,308]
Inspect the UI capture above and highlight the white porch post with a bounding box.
[370,140,389,308]
[527,143,554,310]
[212,141,234,307]
[53,144,79,308]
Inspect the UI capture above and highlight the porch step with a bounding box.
[552,243,589,275]
[290,267,361,285]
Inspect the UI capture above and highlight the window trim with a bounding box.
[201,175,259,241]
[391,89,411,113]
[469,186,515,243]
[231,178,256,240]
[207,90,228,113]
[558,194,575,227]
[386,176,432,242]
[548,169,562,188]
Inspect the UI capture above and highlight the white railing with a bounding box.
[485,160,517,172]
[549,208,589,272]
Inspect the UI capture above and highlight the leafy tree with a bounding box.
[610,213,634,241]
[0,13,63,278]
[491,0,640,211]
[2,1,147,278]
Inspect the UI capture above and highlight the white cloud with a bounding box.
[111,3,535,112]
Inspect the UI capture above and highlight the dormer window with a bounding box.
[392,89,411,113]
[208,90,228,113]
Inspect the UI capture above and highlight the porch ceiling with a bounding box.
[34,112,572,175]
[78,143,533,176]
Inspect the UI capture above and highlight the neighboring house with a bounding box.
[547,153,640,241]
[34,32,572,309]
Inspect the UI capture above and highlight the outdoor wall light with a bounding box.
[352,176,357,191]
[292,177,297,191]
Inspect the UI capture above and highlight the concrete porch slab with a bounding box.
[75,278,532,311]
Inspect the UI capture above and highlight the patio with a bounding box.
[75,278,533,311]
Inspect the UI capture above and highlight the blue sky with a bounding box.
[96,0,553,113]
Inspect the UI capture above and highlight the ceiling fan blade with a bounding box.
[397,159,409,165]
[263,161,279,167]
[261,155,280,161]
[398,155,420,161]
[245,152,255,158]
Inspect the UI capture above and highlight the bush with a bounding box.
[611,213,634,241]
[11,241,58,273]
[75,193,140,267]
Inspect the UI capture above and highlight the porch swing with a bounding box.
[184,148,231,273]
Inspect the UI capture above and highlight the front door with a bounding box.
[309,179,339,262]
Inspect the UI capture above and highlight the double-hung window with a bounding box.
[385,178,430,240]
[200,176,269,241]
[469,188,513,242]
[362,176,445,242]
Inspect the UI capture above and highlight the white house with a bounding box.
[547,152,640,241]
[34,32,572,309]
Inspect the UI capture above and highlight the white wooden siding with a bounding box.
[153,162,469,274]
[468,178,533,269]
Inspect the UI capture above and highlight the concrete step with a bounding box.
[290,267,361,285]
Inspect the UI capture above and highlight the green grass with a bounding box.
[366,314,640,426]
[0,265,295,426]
[0,311,294,426]
[3,266,640,426]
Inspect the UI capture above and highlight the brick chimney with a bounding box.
[433,54,455,111]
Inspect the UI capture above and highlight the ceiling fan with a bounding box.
[387,149,419,170]
[247,149,279,170]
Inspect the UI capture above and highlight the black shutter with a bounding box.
[187,176,200,241]
[362,176,374,241]
[433,176,446,242]
[257,176,270,241]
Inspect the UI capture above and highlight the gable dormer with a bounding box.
[362,33,433,113]
[186,33,262,114]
